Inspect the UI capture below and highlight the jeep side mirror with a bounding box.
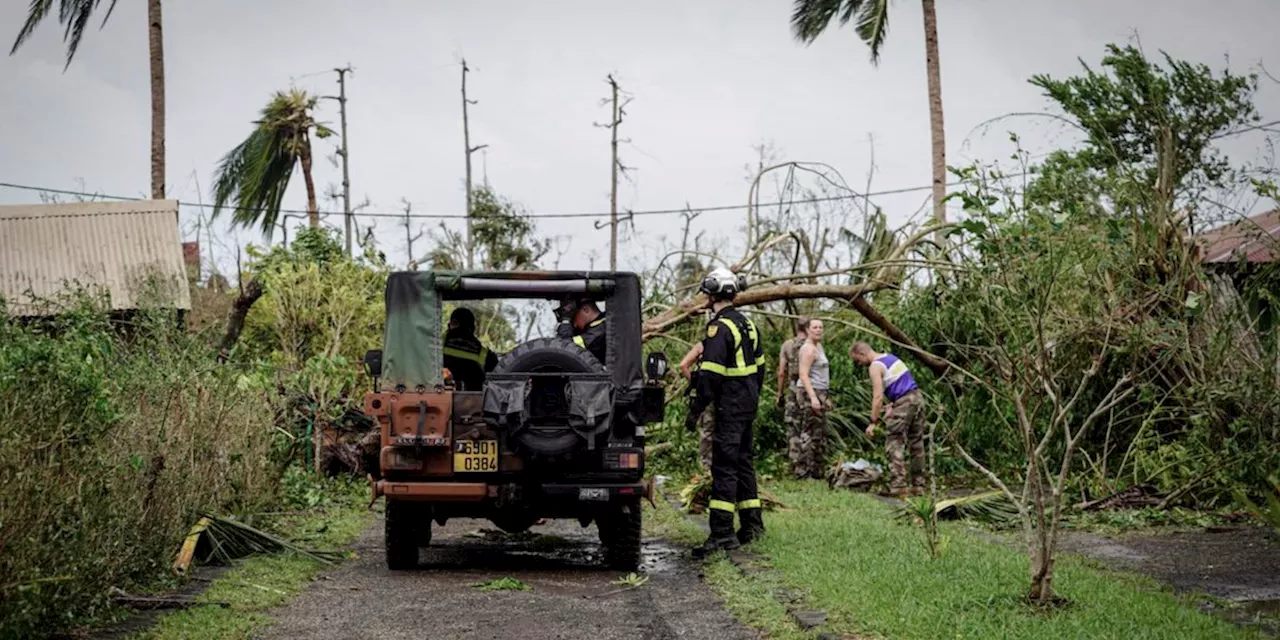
[645,352,669,381]
[363,349,383,378]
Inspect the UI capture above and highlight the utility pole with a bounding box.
[595,74,632,270]
[461,59,487,271]
[326,66,354,256]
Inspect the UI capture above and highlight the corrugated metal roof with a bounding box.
[0,199,191,315]
[1196,209,1280,264]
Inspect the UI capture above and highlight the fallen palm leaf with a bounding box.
[471,577,531,592]
[172,514,345,574]
[109,587,229,610]
[935,490,1018,524]
[679,474,787,514]
[612,572,649,588]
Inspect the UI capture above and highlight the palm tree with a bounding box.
[791,0,947,236]
[11,0,167,200]
[211,89,333,234]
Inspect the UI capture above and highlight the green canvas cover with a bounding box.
[383,271,443,390]
[379,269,644,401]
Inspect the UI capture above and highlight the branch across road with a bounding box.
[259,514,754,640]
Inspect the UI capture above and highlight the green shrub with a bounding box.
[0,298,278,639]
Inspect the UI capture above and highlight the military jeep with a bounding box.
[361,271,667,571]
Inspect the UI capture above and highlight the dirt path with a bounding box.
[257,514,755,640]
[1059,526,1280,634]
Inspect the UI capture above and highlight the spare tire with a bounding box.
[492,337,607,458]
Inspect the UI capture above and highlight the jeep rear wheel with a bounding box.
[599,498,642,571]
[385,501,431,570]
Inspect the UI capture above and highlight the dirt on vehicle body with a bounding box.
[360,270,667,571]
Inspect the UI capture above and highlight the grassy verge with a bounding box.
[132,479,375,640]
[718,480,1256,640]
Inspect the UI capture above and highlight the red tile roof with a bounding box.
[1196,209,1280,264]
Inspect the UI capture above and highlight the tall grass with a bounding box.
[0,300,279,639]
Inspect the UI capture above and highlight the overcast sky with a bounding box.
[2,0,1278,276]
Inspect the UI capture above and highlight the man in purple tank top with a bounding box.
[850,342,927,497]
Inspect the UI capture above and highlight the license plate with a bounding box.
[452,440,498,472]
[578,487,610,502]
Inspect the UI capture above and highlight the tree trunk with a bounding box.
[148,0,166,201]
[850,295,949,375]
[1028,540,1056,605]
[217,277,264,362]
[300,137,319,227]
[921,0,946,243]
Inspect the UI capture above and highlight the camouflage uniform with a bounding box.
[780,337,807,474]
[791,389,830,479]
[689,361,716,472]
[883,389,927,490]
[697,410,715,472]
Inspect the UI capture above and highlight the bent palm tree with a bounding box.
[211,89,333,235]
[11,0,167,200]
[791,0,947,236]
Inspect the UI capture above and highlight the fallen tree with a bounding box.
[641,222,955,376]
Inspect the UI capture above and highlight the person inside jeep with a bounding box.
[554,296,607,365]
[442,307,498,391]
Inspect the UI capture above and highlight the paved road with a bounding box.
[258,514,756,640]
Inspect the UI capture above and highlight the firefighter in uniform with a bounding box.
[686,268,766,557]
[555,296,608,365]
[442,307,498,391]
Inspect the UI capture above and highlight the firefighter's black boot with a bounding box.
[692,508,740,559]
[736,507,765,545]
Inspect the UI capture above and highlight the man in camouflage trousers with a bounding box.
[776,318,810,478]
[851,342,927,496]
[680,342,715,471]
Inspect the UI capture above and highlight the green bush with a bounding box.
[0,299,278,639]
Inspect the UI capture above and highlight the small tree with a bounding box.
[934,164,1137,605]
[427,186,548,271]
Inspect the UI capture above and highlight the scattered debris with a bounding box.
[827,458,883,491]
[679,474,786,514]
[108,587,228,611]
[935,490,1019,523]
[791,609,828,630]
[463,528,538,542]
[471,577,532,592]
[1076,484,1165,512]
[172,514,346,574]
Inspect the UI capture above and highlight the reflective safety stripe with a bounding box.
[443,346,488,365]
[709,499,736,513]
[706,318,758,377]
[573,336,586,348]
[736,498,762,510]
[588,317,606,328]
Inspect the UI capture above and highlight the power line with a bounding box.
[0,174,1014,221]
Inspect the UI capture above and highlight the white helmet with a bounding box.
[699,267,747,298]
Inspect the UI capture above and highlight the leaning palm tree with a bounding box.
[791,0,947,236]
[211,89,333,234]
[11,0,167,200]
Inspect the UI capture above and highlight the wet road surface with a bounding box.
[258,514,756,640]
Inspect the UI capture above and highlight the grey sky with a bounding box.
[2,0,1278,276]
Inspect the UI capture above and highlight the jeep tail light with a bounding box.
[605,450,641,470]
